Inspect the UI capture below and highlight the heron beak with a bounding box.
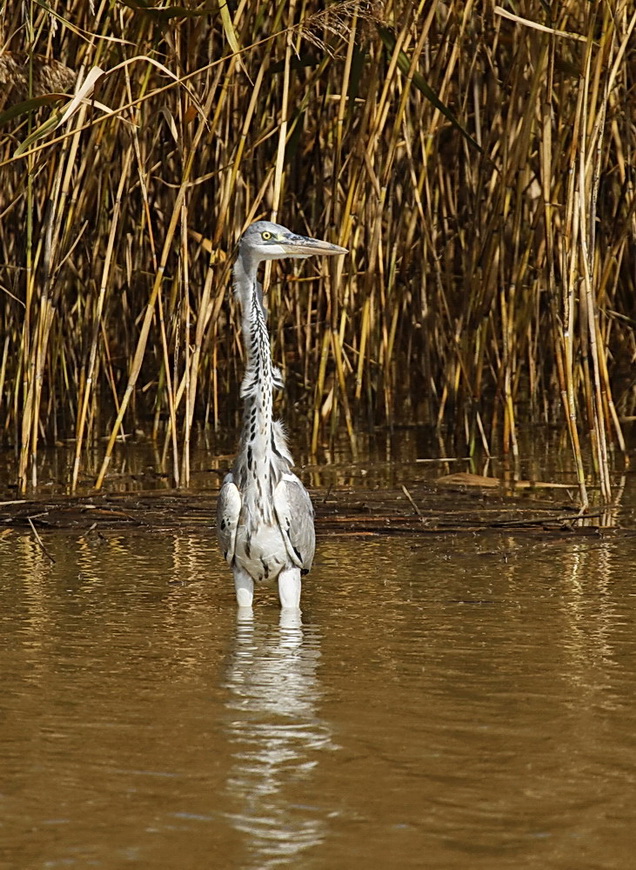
[279,234,348,258]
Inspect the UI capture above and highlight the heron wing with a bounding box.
[216,473,241,563]
[273,473,315,572]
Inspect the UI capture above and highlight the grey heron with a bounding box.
[217,221,347,609]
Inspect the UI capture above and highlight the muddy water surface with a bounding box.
[1,513,636,868]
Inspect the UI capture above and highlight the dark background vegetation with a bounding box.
[0,0,634,501]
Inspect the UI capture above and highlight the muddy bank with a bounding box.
[1,478,633,541]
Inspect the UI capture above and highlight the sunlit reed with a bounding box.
[0,1,634,506]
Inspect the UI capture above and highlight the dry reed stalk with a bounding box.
[71,146,133,491]
[0,0,632,505]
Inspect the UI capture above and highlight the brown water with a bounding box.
[1,520,636,869]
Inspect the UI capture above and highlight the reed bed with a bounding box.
[0,0,634,505]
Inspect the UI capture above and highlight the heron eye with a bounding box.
[261,231,272,241]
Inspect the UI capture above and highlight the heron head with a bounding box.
[238,220,347,265]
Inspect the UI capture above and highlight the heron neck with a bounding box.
[234,257,275,484]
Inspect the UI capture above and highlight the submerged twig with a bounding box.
[27,516,55,563]
[401,484,421,517]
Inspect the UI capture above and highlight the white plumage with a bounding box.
[217,221,347,609]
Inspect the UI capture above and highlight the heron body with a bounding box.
[217,221,347,609]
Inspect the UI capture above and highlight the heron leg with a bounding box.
[277,567,301,609]
[233,567,254,607]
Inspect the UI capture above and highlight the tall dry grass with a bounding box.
[0,0,634,505]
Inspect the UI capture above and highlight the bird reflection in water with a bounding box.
[222,608,334,868]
